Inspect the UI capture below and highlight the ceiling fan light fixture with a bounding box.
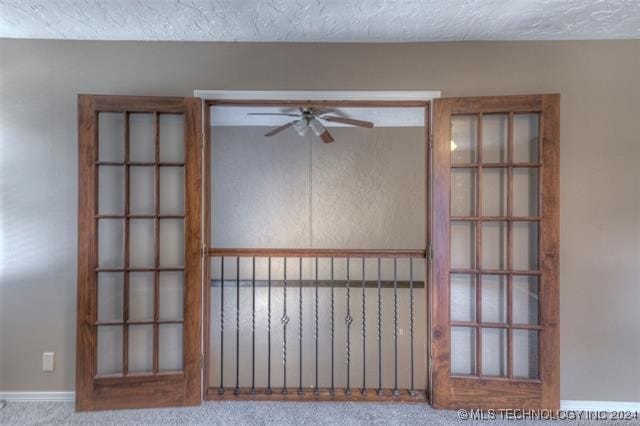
[309,117,325,136]
[293,119,308,136]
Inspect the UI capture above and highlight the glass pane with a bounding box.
[451,115,477,163]
[513,222,539,271]
[129,272,154,321]
[159,114,184,162]
[513,329,539,379]
[481,168,507,217]
[451,221,476,270]
[451,274,476,322]
[451,327,476,375]
[129,113,155,162]
[482,114,508,163]
[513,275,539,324]
[451,168,476,217]
[481,275,507,323]
[513,113,539,163]
[97,272,123,322]
[159,167,184,215]
[129,219,155,268]
[159,324,183,371]
[98,112,124,162]
[98,166,124,214]
[128,325,153,373]
[513,168,539,217]
[159,271,184,320]
[481,328,507,377]
[96,325,122,375]
[98,219,124,268]
[481,221,507,270]
[129,166,155,215]
[159,219,184,267]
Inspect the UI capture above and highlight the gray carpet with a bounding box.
[0,401,593,425]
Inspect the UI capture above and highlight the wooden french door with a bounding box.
[76,95,202,410]
[431,95,560,409]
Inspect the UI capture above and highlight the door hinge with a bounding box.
[201,245,207,258]
[428,244,433,262]
[200,353,205,369]
[429,132,434,150]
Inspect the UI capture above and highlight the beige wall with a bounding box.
[1,39,639,401]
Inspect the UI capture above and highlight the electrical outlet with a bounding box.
[42,352,55,372]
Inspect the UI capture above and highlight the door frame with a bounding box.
[197,90,440,400]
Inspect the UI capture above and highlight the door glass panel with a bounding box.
[159,219,184,267]
[481,275,506,323]
[96,325,122,375]
[513,275,539,324]
[481,221,507,270]
[451,169,476,217]
[129,113,155,162]
[159,324,183,371]
[97,272,123,322]
[451,327,476,375]
[159,167,184,215]
[159,114,184,162]
[98,166,124,214]
[128,325,153,373]
[98,112,124,162]
[451,115,477,164]
[98,219,124,268]
[451,274,476,322]
[481,168,507,217]
[513,113,539,163]
[513,168,539,217]
[513,222,539,271]
[129,272,154,321]
[513,329,539,379]
[129,219,155,268]
[481,328,507,377]
[482,114,507,163]
[159,271,184,320]
[451,221,476,270]
[129,166,155,215]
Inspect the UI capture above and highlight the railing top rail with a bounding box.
[209,248,426,259]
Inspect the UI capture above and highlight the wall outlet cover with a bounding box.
[42,352,54,372]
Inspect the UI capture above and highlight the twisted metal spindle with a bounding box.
[377,257,383,396]
[409,258,416,396]
[345,258,353,396]
[251,257,256,394]
[266,257,272,394]
[330,257,335,395]
[314,257,319,395]
[361,257,367,395]
[393,257,400,396]
[282,258,289,394]
[298,257,303,395]
[235,256,240,395]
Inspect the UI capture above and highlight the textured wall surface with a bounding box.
[1,0,639,42]
[0,39,639,402]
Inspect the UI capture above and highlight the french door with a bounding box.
[431,95,560,409]
[76,95,202,410]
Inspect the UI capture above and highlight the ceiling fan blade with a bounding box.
[264,120,298,137]
[311,108,334,116]
[320,115,374,128]
[248,112,301,117]
[319,128,335,143]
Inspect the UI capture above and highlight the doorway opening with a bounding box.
[200,92,437,401]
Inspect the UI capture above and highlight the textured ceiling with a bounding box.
[1,0,639,42]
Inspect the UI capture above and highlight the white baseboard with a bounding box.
[0,392,74,402]
[1,393,638,411]
[561,400,640,412]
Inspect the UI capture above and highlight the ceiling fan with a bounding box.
[247,108,374,143]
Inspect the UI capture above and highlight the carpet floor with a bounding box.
[0,401,591,425]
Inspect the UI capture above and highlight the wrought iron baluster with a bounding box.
[393,257,400,396]
[361,257,366,395]
[251,257,256,394]
[218,256,224,395]
[298,257,303,395]
[377,257,383,396]
[314,257,319,395]
[266,257,272,394]
[330,257,335,395]
[235,257,240,395]
[409,257,416,396]
[282,258,289,394]
[345,258,353,396]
